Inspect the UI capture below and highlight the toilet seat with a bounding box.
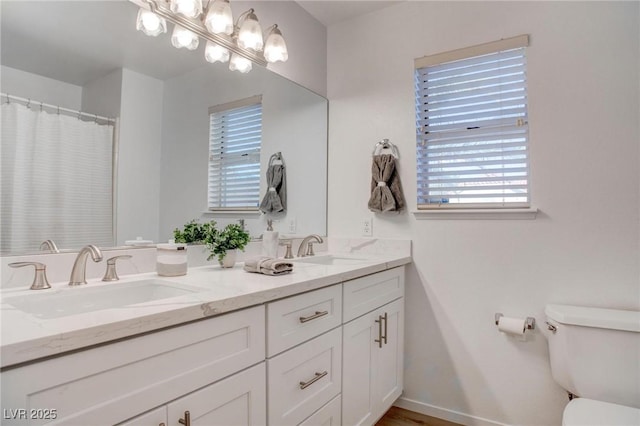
[562,398,640,426]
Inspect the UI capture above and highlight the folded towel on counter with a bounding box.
[244,257,294,276]
[368,154,406,212]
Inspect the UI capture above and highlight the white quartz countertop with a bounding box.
[1,251,411,368]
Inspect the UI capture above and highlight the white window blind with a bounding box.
[415,35,530,209]
[208,96,262,211]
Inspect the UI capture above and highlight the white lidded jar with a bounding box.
[156,240,188,276]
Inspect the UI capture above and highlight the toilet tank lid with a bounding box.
[545,304,640,332]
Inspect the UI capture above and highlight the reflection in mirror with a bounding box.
[0,0,327,256]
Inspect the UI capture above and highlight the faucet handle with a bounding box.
[306,242,316,257]
[279,240,293,259]
[102,255,132,282]
[9,262,51,290]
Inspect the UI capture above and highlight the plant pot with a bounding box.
[219,249,237,268]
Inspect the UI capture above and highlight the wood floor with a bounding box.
[376,407,462,426]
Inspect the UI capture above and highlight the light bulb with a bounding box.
[229,53,252,73]
[205,42,230,63]
[264,26,288,63]
[170,0,203,18]
[171,26,199,50]
[237,11,263,51]
[204,0,233,35]
[135,8,167,37]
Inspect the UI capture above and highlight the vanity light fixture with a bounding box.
[171,25,199,49]
[204,0,233,35]
[135,8,167,36]
[134,0,288,72]
[170,0,203,19]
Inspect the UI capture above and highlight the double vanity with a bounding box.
[1,240,411,426]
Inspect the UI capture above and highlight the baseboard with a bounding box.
[394,397,511,426]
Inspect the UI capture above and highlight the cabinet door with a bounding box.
[167,363,266,426]
[342,298,404,426]
[342,309,379,426]
[375,298,404,415]
[117,406,167,426]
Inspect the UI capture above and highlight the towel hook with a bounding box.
[372,138,399,158]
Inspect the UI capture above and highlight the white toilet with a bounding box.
[545,304,640,425]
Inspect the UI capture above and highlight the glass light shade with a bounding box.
[264,27,288,63]
[204,0,233,35]
[237,12,263,51]
[170,0,203,18]
[171,26,199,50]
[205,42,230,63]
[229,53,252,73]
[135,8,167,37]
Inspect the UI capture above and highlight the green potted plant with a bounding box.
[173,219,217,245]
[207,223,251,268]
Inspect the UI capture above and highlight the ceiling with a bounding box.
[295,1,402,27]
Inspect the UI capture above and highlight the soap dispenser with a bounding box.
[261,220,279,258]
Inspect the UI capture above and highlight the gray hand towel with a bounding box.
[244,256,293,275]
[260,153,287,214]
[368,154,406,212]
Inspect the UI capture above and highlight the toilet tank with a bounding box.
[545,304,640,409]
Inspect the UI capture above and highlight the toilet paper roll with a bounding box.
[497,316,526,336]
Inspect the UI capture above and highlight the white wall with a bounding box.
[1,66,82,110]
[159,64,327,240]
[327,2,639,425]
[116,69,164,245]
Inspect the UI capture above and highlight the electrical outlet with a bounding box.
[288,217,297,234]
[362,217,373,236]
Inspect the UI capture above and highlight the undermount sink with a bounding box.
[3,279,202,319]
[292,254,369,265]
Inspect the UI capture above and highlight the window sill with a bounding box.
[412,207,538,220]
[202,210,261,217]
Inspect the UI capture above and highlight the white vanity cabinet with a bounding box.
[0,306,266,426]
[342,267,405,426]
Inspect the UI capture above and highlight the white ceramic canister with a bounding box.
[156,240,188,276]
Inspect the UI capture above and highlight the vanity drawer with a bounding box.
[267,284,342,356]
[298,395,341,426]
[267,327,342,426]
[343,267,404,323]
[0,306,265,426]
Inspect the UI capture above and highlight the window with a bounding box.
[208,95,262,211]
[415,35,530,210]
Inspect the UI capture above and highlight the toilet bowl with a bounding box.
[545,304,640,426]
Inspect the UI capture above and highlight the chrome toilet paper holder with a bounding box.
[495,313,536,330]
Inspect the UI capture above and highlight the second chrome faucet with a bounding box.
[69,244,103,286]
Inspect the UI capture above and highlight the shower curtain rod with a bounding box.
[2,93,116,124]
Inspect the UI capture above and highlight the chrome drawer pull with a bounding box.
[381,312,388,345]
[375,315,383,348]
[299,371,328,389]
[178,411,191,426]
[299,310,329,323]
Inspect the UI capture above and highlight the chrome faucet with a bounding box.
[296,234,323,257]
[69,244,103,286]
[40,239,60,253]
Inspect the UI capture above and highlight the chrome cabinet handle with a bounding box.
[381,312,388,345]
[375,315,383,348]
[299,310,328,323]
[374,313,388,348]
[178,411,190,426]
[299,371,328,390]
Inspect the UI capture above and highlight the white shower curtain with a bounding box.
[1,102,114,253]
